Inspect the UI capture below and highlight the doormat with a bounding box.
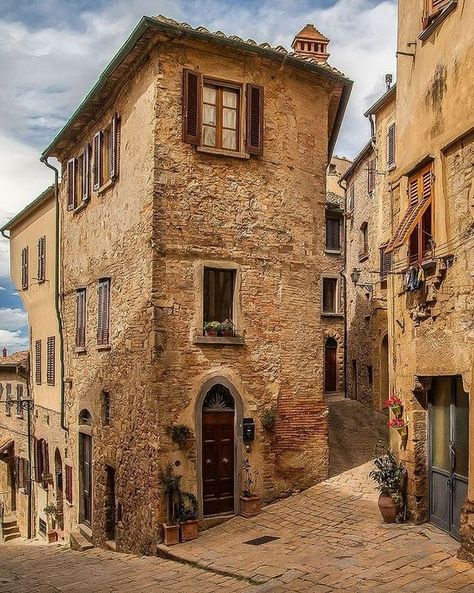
[244,535,280,546]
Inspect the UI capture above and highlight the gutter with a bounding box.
[338,177,348,399]
[39,157,67,432]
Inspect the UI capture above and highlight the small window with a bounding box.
[21,246,28,290]
[203,268,236,328]
[379,246,392,283]
[37,236,46,282]
[325,214,342,252]
[347,185,355,211]
[387,123,395,169]
[76,289,86,349]
[102,390,111,426]
[360,222,369,258]
[93,115,119,191]
[47,336,55,386]
[5,383,12,415]
[34,438,49,484]
[367,365,373,386]
[65,465,73,504]
[202,83,240,151]
[16,384,24,418]
[79,409,93,426]
[367,159,376,194]
[97,279,111,346]
[322,277,340,314]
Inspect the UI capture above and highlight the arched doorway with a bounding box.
[78,409,92,527]
[380,335,389,410]
[324,337,338,393]
[201,384,236,517]
[54,449,64,530]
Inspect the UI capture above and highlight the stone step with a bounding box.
[3,525,20,535]
[70,531,94,552]
[2,519,18,529]
[4,532,21,542]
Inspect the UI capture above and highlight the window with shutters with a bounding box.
[16,458,29,491]
[325,213,342,252]
[35,340,42,384]
[347,185,355,212]
[93,115,119,192]
[203,268,236,330]
[322,276,341,315]
[5,383,12,415]
[359,222,369,260]
[182,69,263,157]
[21,246,28,290]
[65,464,73,504]
[367,159,376,194]
[421,0,457,37]
[37,236,46,282]
[97,279,111,347]
[409,203,433,265]
[387,123,396,169]
[379,244,392,284]
[47,336,55,386]
[35,438,49,486]
[76,289,86,350]
[16,384,24,418]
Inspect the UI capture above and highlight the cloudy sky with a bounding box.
[0,0,397,352]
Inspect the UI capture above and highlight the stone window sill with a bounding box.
[96,344,111,351]
[97,178,116,195]
[359,252,369,262]
[73,200,90,215]
[193,335,245,346]
[321,312,343,318]
[196,146,250,160]
[419,1,457,42]
[325,249,342,255]
[75,347,87,354]
[78,523,92,539]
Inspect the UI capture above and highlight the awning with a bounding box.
[386,198,432,253]
[0,439,14,456]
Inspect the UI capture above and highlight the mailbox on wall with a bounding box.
[243,418,255,441]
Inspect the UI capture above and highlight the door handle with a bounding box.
[449,441,456,475]
[222,458,229,464]
[205,459,212,464]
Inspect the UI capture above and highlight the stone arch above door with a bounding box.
[323,329,344,393]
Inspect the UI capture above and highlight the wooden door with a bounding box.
[202,411,234,516]
[325,339,337,392]
[79,433,92,526]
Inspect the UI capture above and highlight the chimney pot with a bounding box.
[2,348,7,358]
[291,24,330,63]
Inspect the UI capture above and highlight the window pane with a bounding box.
[204,268,235,323]
[203,104,216,126]
[223,90,237,108]
[222,129,237,150]
[431,377,451,472]
[455,377,469,478]
[202,125,216,147]
[223,108,237,129]
[323,278,337,313]
[326,217,340,250]
[203,86,216,104]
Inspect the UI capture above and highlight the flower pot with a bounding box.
[162,523,180,546]
[378,492,400,523]
[240,495,262,518]
[180,520,199,541]
[396,426,408,437]
[47,529,58,544]
[390,405,402,417]
[205,330,218,337]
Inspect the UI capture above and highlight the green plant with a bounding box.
[241,458,259,498]
[158,464,183,524]
[177,491,198,523]
[369,451,406,498]
[220,319,234,336]
[166,424,192,446]
[204,321,221,334]
[261,408,278,430]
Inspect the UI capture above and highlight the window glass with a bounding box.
[322,278,338,313]
[204,268,236,324]
[202,83,239,151]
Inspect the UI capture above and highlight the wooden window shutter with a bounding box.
[65,465,73,503]
[83,144,91,202]
[34,438,41,482]
[97,279,110,345]
[408,177,420,206]
[37,235,46,282]
[76,289,86,348]
[93,131,102,190]
[110,114,119,180]
[47,336,55,386]
[21,246,29,290]
[367,159,376,193]
[387,124,395,168]
[246,84,264,155]
[67,158,76,210]
[35,339,42,384]
[43,440,50,475]
[16,384,23,417]
[182,69,202,144]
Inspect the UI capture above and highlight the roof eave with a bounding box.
[0,186,54,233]
[340,141,373,182]
[328,82,353,160]
[364,84,396,117]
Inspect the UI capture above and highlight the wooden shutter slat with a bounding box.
[67,158,76,210]
[47,336,55,386]
[37,236,46,282]
[110,114,119,180]
[182,69,202,144]
[93,132,102,190]
[83,144,91,202]
[387,124,395,168]
[76,290,86,348]
[35,339,42,384]
[246,84,264,155]
[21,246,29,290]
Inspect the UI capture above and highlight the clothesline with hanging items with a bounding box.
[404,265,425,292]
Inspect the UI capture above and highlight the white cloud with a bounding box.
[0,307,28,332]
[0,329,28,353]
[0,286,5,291]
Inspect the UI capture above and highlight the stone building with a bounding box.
[0,350,29,540]
[384,0,474,561]
[342,83,395,411]
[1,186,65,543]
[28,16,352,553]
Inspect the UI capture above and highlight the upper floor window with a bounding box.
[76,288,87,349]
[35,340,42,385]
[347,185,355,212]
[97,279,111,347]
[5,383,12,415]
[47,336,56,386]
[203,267,236,335]
[21,246,28,290]
[325,213,342,253]
[322,276,341,315]
[367,159,376,194]
[16,384,24,418]
[183,69,263,156]
[360,222,369,259]
[34,438,49,485]
[387,124,396,169]
[68,145,91,211]
[421,0,457,38]
[93,114,119,191]
[424,0,451,23]
[37,236,46,283]
[379,244,392,284]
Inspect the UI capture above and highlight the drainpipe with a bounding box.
[40,156,67,432]
[338,177,348,399]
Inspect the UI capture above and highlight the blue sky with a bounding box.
[0,0,397,352]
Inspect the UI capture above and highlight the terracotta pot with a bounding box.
[378,492,401,523]
[47,530,58,544]
[180,520,199,541]
[240,495,262,518]
[204,329,218,337]
[162,523,180,546]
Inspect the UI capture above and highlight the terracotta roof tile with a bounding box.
[293,24,329,42]
[0,351,29,367]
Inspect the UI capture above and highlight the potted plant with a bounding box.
[384,395,403,417]
[203,321,221,337]
[369,451,406,523]
[178,492,199,541]
[261,408,278,431]
[240,459,261,517]
[220,319,234,337]
[158,465,181,545]
[166,424,192,448]
[388,416,407,437]
[43,503,58,543]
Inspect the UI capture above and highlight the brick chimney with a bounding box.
[291,24,330,63]
[2,347,7,358]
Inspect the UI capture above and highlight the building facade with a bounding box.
[2,16,353,553]
[385,0,474,561]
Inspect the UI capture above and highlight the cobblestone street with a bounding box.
[1,460,473,592]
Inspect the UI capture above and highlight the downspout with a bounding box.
[22,355,33,540]
[40,156,67,432]
[338,177,348,398]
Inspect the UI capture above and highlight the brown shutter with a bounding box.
[65,465,73,503]
[83,144,91,202]
[35,339,42,384]
[97,279,110,345]
[93,131,102,190]
[21,246,29,290]
[37,236,46,282]
[47,336,55,386]
[110,114,119,180]
[67,158,76,210]
[16,384,23,417]
[408,177,420,206]
[34,438,41,482]
[43,441,50,475]
[367,159,376,193]
[246,84,264,155]
[76,289,86,348]
[182,69,202,144]
[387,124,395,168]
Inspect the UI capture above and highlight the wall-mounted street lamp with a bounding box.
[350,268,373,292]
